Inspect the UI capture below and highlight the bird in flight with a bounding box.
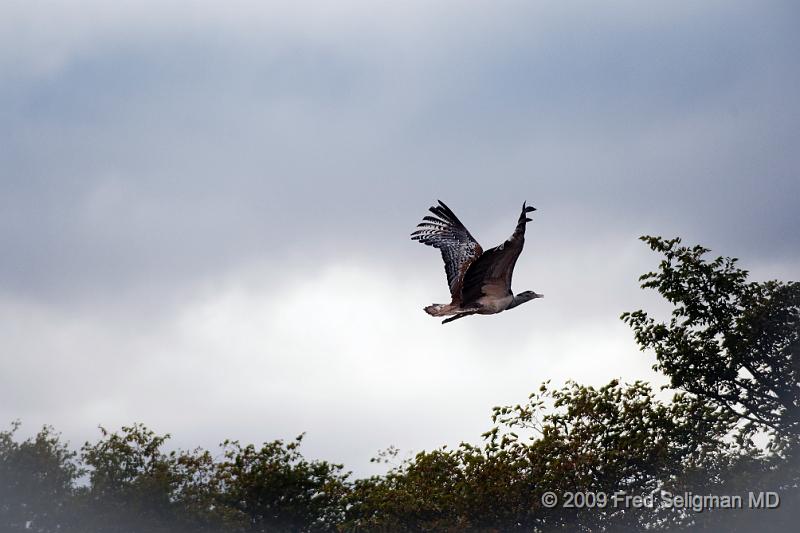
[411,200,543,324]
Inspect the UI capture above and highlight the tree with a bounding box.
[76,423,188,532]
[0,422,81,532]
[343,380,738,532]
[622,236,800,451]
[208,434,350,532]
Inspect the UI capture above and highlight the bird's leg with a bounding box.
[442,311,478,324]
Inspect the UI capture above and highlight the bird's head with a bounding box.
[518,290,543,301]
[509,290,544,309]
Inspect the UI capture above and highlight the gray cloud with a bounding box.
[1,0,798,474]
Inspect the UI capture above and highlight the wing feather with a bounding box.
[411,200,483,302]
[461,202,535,305]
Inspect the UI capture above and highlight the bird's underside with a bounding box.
[411,200,542,324]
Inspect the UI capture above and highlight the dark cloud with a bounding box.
[2,1,798,304]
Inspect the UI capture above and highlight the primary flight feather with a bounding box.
[411,200,543,324]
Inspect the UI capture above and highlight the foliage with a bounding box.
[342,380,741,532]
[0,422,81,532]
[622,236,800,450]
[73,423,201,532]
[207,435,349,532]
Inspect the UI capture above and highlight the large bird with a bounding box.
[411,200,543,324]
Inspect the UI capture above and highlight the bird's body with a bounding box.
[411,200,543,324]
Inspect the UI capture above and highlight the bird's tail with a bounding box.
[424,303,451,316]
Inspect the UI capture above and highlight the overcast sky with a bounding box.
[2,0,798,476]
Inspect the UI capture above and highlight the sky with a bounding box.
[2,0,798,476]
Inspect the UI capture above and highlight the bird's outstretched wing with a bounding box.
[411,200,483,303]
[461,202,536,305]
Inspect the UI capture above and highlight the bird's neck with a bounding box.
[508,295,525,309]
